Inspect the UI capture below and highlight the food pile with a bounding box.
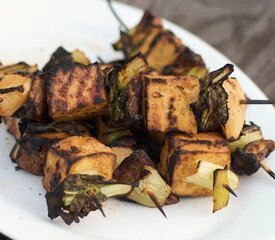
[0,10,274,225]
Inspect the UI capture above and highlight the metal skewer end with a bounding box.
[240,99,275,105]
[107,0,129,31]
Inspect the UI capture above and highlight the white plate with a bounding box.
[0,0,274,239]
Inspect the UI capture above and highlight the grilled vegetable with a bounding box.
[192,64,234,132]
[96,116,134,146]
[46,174,132,224]
[47,63,107,122]
[221,77,246,140]
[112,10,163,57]
[12,122,91,175]
[2,116,21,139]
[26,71,48,122]
[213,168,231,213]
[0,74,32,116]
[113,149,170,216]
[158,132,231,196]
[112,146,134,169]
[232,140,275,177]
[228,123,263,152]
[163,61,208,80]
[96,116,137,168]
[43,136,116,192]
[0,62,37,79]
[184,161,239,190]
[43,47,90,72]
[142,74,200,140]
[108,53,147,124]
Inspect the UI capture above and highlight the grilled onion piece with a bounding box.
[0,74,32,116]
[228,123,263,152]
[213,167,236,213]
[184,161,239,191]
[114,150,171,212]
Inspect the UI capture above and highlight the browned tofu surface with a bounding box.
[43,136,116,192]
[26,72,48,122]
[47,64,107,122]
[158,132,231,196]
[222,78,246,140]
[145,31,183,72]
[142,75,200,139]
[13,123,91,176]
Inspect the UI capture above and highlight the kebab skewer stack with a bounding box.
[0,10,274,225]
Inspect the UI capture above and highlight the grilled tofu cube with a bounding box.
[158,132,231,196]
[145,31,183,72]
[43,136,116,192]
[47,63,107,122]
[0,74,32,116]
[222,78,246,140]
[26,72,48,122]
[142,75,200,139]
[13,122,91,176]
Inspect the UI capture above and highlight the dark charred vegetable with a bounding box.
[46,174,132,225]
[113,150,171,217]
[162,47,207,78]
[96,116,138,168]
[112,10,163,57]
[108,53,147,125]
[43,47,90,72]
[232,140,275,177]
[191,64,234,132]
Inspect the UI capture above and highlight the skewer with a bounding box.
[92,196,106,217]
[223,184,237,197]
[97,56,105,64]
[107,0,129,31]
[259,161,275,180]
[146,188,167,218]
[240,99,275,105]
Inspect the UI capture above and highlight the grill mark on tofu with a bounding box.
[168,97,177,127]
[65,152,116,171]
[76,67,89,99]
[151,78,167,84]
[95,64,104,93]
[145,31,180,57]
[177,139,227,147]
[47,64,107,121]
